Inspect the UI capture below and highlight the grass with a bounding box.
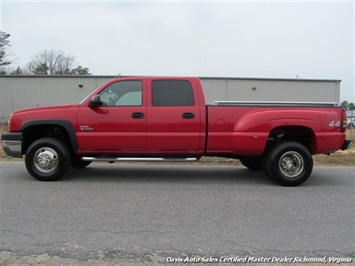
[0,123,354,166]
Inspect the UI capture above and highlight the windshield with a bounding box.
[79,89,97,104]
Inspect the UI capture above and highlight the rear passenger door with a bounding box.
[147,79,202,154]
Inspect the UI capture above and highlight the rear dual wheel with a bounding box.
[263,141,313,186]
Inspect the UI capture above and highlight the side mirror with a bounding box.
[89,95,102,107]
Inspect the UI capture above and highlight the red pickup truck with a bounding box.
[2,77,352,186]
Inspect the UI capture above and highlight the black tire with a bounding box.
[71,157,92,168]
[263,141,313,186]
[240,157,263,171]
[25,137,71,181]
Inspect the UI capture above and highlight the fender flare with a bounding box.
[20,119,78,152]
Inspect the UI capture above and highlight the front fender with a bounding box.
[20,119,78,151]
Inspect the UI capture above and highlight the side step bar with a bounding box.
[81,157,198,162]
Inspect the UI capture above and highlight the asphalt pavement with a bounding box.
[0,161,354,265]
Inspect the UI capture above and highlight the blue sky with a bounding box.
[1,0,354,101]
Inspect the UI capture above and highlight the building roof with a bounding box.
[0,74,342,83]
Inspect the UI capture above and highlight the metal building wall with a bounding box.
[0,76,113,117]
[200,78,340,104]
[0,76,341,117]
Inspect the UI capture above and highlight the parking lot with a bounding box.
[0,162,354,265]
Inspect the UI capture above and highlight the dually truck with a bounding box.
[2,77,352,186]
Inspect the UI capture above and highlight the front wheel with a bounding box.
[25,138,71,181]
[263,141,313,186]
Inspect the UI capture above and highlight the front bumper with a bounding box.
[2,132,23,158]
[341,140,353,151]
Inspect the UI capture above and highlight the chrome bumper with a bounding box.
[2,132,23,158]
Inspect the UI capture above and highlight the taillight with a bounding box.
[341,109,347,132]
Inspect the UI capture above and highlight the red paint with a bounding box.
[8,76,348,157]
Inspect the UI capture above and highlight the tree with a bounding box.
[27,49,74,75]
[0,31,12,73]
[70,66,91,75]
[341,101,349,110]
[32,63,49,75]
[10,67,25,75]
[341,100,355,110]
[26,49,90,76]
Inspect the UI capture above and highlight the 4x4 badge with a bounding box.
[328,121,340,127]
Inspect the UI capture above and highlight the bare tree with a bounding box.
[27,49,76,75]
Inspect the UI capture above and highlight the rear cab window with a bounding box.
[152,80,195,106]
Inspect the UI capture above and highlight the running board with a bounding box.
[81,157,198,162]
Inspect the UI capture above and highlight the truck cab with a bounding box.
[76,77,206,155]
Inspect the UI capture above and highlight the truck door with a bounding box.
[147,79,202,154]
[77,80,146,153]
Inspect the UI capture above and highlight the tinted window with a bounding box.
[152,80,194,106]
[100,81,142,106]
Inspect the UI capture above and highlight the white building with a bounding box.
[0,75,341,117]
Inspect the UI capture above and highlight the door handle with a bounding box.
[132,112,144,119]
[182,112,195,119]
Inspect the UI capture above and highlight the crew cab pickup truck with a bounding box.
[2,77,352,186]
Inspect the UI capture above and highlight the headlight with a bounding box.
[7,113,12,131]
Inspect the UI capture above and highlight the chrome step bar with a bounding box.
[81,157,198,162]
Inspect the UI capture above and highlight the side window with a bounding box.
[100,81,142,106]
[152,80,195,106]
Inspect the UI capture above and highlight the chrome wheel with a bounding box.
[33,147,59,173]
[26,138,71,181]
[279,151,304,179]
[263,141,313,186]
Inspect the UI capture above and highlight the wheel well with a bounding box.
[266,126,315,153]
[22,125,74,155]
